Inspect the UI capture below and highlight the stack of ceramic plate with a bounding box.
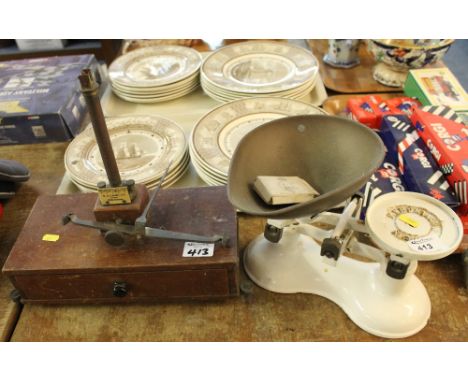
[201,41,319,103]
[108,46,202,103]
[65,115,189,191]
[189,97,328,186]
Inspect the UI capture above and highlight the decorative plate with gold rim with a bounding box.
[201,41,318,94]
[65,116,187,188]
[109,46,202,88]
[190,97,327,183]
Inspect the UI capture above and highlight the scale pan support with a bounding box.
[228,115,385,219]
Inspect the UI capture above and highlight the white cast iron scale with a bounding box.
[228,114,464,339]
[243,191,463,338]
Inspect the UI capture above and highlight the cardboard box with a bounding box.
[347,95,420,130]
[412,107,468,215]
[457,111,468,125]
[359,150,407,219]
[404,67,468,112]
[0,55,101,145]
[347,95,394,130]
[379,115,414,164]
[380,115,459,208]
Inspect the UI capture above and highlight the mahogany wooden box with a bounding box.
[2,186,239,304]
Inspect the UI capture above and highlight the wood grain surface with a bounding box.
[0,142,68,340]
[9,212,468,341]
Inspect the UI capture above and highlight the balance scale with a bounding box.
[2,69,238,304]
[228,114,464,339]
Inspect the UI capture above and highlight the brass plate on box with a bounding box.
[98,186,132,205]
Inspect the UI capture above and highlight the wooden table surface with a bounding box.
[1,141,467,341]
[0,142,69,340]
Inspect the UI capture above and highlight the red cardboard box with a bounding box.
[348,96,420,130]
[385,97,421,116]
[347,95,395,129]
[412,107,468,218]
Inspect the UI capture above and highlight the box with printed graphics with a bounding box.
[411,106,468,215]
[380,114,458,208]
[0,54,101,145]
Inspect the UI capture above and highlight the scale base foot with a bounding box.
[244,229,431,339]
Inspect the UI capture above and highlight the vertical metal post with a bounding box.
[79,69,121,187]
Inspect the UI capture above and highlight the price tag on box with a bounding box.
[182,242,214,257]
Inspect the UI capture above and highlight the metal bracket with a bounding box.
[264,223,283,243]
[63,213,227,246]
[63,160,228,247]
[386,254,410,280]
[321,237,342,260]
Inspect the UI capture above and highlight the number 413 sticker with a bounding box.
[408,235,443,253]
[182,242,215,257]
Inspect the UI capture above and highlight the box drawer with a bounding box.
[12,268,232,303]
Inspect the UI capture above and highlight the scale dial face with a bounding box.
[365,192,463,261]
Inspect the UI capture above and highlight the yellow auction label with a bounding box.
[0,101,29,114]
[42,234,60,242]
[398,214,420,228]
[98,186,131,205]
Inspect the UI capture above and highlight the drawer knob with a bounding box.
[112,281,128,297]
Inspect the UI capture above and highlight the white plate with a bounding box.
[65,115,187,187]
[66,149,188,189]
[66,155,190,192]
[201,41,318,94]
[109,45,202,88]
[111,72,200,94]
[190,97,327,178]
[200,70,316,96]
[113,84,199,103]
[190,154,225,186]
[189,144,228,183]
[201,72,317,103]
[112,80,199,99]
[144,151,191,189]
